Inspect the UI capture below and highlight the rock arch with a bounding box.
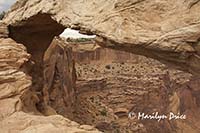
[1,0,200,132]
[4,0,200,75]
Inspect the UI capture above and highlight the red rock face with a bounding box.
[1,17,200,132]
[70,40,200,133]
[72,42,139,64]
[0,22,99,132]
[1,0,200,131]
[4,0,200,75]
[42,37,77,118]
[1,21,199,132]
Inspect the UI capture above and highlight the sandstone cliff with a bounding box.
[4,0,200,75]
[43,37,77,118]
[68,40,200,133]
[0,22,100,133]
[0,0,200,132]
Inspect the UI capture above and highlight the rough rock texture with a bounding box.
[0,22,101,133]
[65,39,139,64]
[4,0,200,75]
[1,0,200,132]
[42,37,77,118]
[0,22,8,38]
[0,29,31,121]
[69,41,200,133]
[0,112,100,133]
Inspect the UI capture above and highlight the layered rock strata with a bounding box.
[71,41,200,133]
[0,22,100,133]
[1,0,200,132]
[42,37,77,118]
[4,0,200,75]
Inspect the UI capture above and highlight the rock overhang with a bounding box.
[3,0,200,75]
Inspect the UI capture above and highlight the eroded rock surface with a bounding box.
[4,0,200,75]
[66,40,200,133]
[0,22,100,133]
[0,112,100,133]
[42,37,77,118]
[1,0,200,132]
[0,21,31,120]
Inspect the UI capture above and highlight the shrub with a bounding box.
[66,37,93,42]
[100,108,107,116]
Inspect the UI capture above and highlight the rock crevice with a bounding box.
[0,21,100,132]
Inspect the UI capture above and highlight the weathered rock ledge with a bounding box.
[4,0,200,75]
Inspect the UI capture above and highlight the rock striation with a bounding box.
[0,21,32,121]
[70,40,200,133]
[1,0,200,132]
[0,22,8,38]
[0,22,101,133]
[42,37,77,118]
[3,0,200,75]
[75,58,200,133]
